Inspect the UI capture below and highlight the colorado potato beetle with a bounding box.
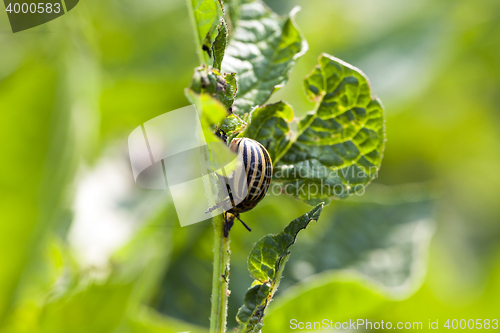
[207,137,273,234]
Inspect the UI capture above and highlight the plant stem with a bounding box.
[210,214,231,333]
[186,2,230,330]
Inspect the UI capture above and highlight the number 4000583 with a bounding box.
[6,2,61,14]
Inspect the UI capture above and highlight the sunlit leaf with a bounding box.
[189,0,225,65]
[273,53,386,205]
[222,3,308,115]
[213,18,229,70]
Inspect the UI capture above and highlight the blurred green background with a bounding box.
[1,0,500,332]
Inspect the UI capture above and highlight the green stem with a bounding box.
[186,2,230,329]
[210,214,231,333]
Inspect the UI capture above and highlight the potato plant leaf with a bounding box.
[213,18,229,70]
[189,0,225,65]
[241,101,294,162]
[219,113,247,141]
[273,54,386,205]
[235,203,323,332]
[222,2,308,116]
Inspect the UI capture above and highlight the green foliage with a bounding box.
[0,63,57,322]
[188,1,387,209]
[246,203,323,283]
[264,272,392,332]
[219,113,246,142]
[0,30,97,322]
[222,0,240,30]
[40,281,135,333]
[188,66,237,110]
[186,2,388,331]
[6,0,499,332]
[236,204,323,332]
[222,2,308,115]
[188,0,225,65]
[185,90,229,145]
[272,54,385,205]
[213,19,229,70]
[126,306,209,333]
[280,187,436,292]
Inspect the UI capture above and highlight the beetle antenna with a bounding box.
[234,214,252,232]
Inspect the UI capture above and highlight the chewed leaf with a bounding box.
[241,101,294,162]
[188,66,237,110]
[236,204,324,332]
[212,18,228,70]
[274,53,386,205]
[235,283,270,333]
[219,113,246,141]
[222,3,308,115]
[248,203,323,282]
[189,0,225,64]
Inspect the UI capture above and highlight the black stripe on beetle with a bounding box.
[206,137,273,234]
[228,138,273,214]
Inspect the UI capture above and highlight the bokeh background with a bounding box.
[1,0,500,332]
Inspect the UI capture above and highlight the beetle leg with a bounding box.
[215,128,227,143]
[234,213,252,232]
[223,212,235,237]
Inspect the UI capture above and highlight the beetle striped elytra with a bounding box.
[227,137,273,213]
[206,137,273,235]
